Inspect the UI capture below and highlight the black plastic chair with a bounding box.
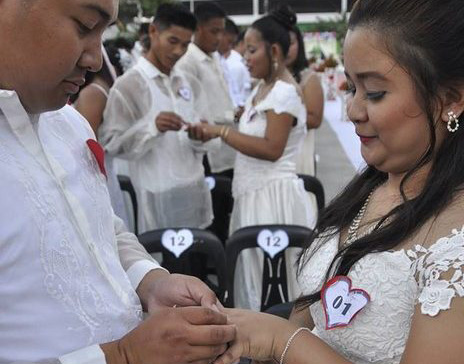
[138,228,228,303]
[206,175,234,244]
[225,224,313,311]
[297,174,325,211]
[117,174,138,235]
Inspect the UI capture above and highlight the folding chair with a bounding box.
[225,224,313,311]
[117,174,138,235]
[297,174,325,211]
[138,228,227,303]
[205,175,234,244]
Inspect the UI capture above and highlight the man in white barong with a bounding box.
[176,3,236,178]
[100,3,217,233]
[0,0,235,363]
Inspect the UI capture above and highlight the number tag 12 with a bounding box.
[321,276,370,330]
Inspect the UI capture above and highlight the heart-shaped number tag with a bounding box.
[178,86,192,101]
[205,176,216,191]
[257,229,289,258]
[161,229,194,258]
[321,276,370,330]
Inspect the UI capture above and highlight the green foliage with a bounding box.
[298,13,348,54]
[139,0,172,17]
[118,0,172,23]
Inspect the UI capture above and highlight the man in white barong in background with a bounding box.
[176,2,236,179]
[0,0,235,363]
[100,3,216,233]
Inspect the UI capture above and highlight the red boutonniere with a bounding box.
[86,139,107,179]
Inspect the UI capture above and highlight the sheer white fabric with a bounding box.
[297,227,464,364]
[217,50,251,108]
[230,80,317,310]
[0,90,162,363]
[100,57,216,233]
[176,43,236,173]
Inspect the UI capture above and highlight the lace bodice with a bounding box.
[233,80,306,197]
[297,227,464,364]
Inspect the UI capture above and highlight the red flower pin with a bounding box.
[86,139,107,179]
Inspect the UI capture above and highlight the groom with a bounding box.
[0,0,234,363]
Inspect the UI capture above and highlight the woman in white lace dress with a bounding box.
[211,0,464,363]
[189,7,317,310]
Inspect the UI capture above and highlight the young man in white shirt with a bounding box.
[176,3,236,178]
[217,18,252,114]
[100,4,216,233]
[0,1,234,363]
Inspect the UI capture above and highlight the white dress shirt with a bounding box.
[100,57,216,233]
[218,50,251,108]
[0,90,163,363]
[176,43,236,173]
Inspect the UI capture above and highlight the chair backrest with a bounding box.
[138,228,227,303]
[117,174,138,235]
[297,174,325,211]
[225,224,313,311]
[205,175,233,244]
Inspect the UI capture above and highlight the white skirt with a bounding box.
[229,177,317,310]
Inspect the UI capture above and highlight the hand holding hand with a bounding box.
[186,122,221,142]
[155,112,185,132]
[213,308,297,364]
[137,271,223,314]
[102,306,236,364]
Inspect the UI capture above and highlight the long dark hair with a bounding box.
[288,26,308,83]
[296,0,464,309]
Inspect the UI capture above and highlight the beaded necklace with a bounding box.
[341,188,377,249]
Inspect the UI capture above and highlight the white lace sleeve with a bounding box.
[255,80,303,119]
[409,227,464,316]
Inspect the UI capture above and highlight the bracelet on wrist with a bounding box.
[222,126,231,141]
[279,327,311,364]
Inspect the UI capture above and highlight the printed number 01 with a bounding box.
[332,296,352,316]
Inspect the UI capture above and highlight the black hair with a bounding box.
[225,17,239,36]
[69,45,115,103]
[154,3,196,32]
[288,26,308,83]
[296,0,464,309]
[194,2,226,24]
[251,4,296,57]
[237,30,246,43]
[139,22,150,36]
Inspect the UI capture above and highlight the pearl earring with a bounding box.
[447,111,460,133]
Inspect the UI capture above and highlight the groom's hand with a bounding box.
[102,306,236,364]
[136,270,222,313]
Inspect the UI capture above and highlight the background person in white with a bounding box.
[0,0,235,363]
[189,7,317,311]
[100,4,216,233]
[217,18,252,112]
[176,3,236,178]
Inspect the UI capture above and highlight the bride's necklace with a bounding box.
[341,188,377,249]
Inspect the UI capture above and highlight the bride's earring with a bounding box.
[447,111,460,133]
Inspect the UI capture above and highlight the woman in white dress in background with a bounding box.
[189,6,317,310]
[286,25,324,177]
[73,47,130,228]
[211,0,464,363]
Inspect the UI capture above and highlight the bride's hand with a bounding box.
[214,308,298,364]
[186,122,221,142]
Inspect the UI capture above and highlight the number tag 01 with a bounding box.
[257,229,289,258]
[161,229,194,258]
[321,276,370,330]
